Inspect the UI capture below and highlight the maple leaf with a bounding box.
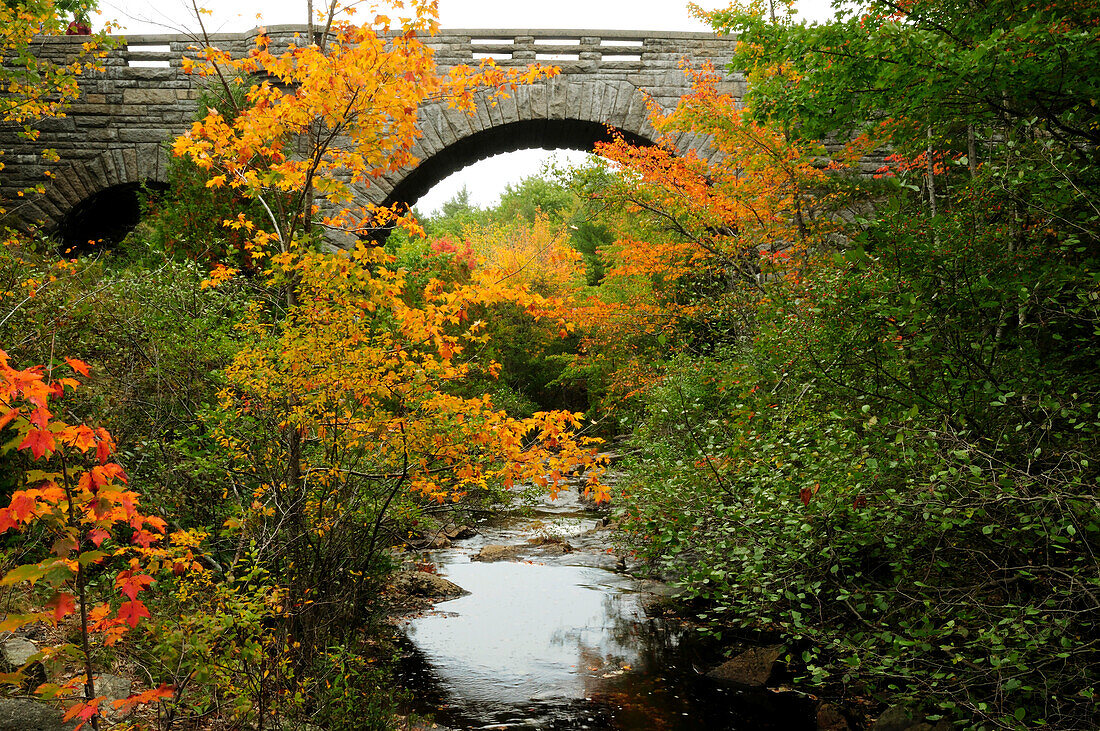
[62,697,101,729]
[115,599,151,628]
[65,425,96,452]
[9,492,37,523]
[115,571,154,601]
[45,592,75,622]
[18,427,54,459]
[112,683,174,712]
[94,428,113,463]
[64,357,90,376]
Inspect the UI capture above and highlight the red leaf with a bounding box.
[29,406,51,429]
[46,592,75,622]
[116,599,150,628]
[18,428,54,460]
[64,357,91,377]
[799,487,812,507]
[112,683,174,712]
[131,529,158,548]
[62,697,101,730]
[9,492,37,523]
[88,528,109,547]
[115,572,154,601]
[94,429,113,464]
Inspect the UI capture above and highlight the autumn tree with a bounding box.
[602,3,1099,729]
[564,64,831,409]
[161,4,606,723]
[0,350,197,729]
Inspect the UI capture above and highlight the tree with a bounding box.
[567,64,831,409]
[701,0,1100,151]
[163,6,607,722]
[0,350,189,729]
[173,0,558,260]
[601,4,1099,729]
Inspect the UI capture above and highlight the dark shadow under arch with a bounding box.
[381,118,652,211]
[55,181,168,255]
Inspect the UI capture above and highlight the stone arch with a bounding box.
[34,144,169,240]
[370,78,682,209]
[55,180,169,253]
[380,118,652,209]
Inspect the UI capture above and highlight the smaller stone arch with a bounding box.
[55,180,169,254]
[38,144,169,249]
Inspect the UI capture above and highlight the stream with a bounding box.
[395,481,817,730]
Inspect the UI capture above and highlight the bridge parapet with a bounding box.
[2,26,740,239]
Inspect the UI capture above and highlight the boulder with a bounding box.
[526,536,574,554]
[706,645,784,688]
[471,545,522,562]
[0,638,37,669]
[0,638,45,690]
[817,702,850,731]
[392,571,469,600]
[407,533,451,549]
[443,525,477,540]
[0,699,76,731]
[871,706,948,731]
[93,673,132,720]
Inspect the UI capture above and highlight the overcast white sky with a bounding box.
[93,0,835,214]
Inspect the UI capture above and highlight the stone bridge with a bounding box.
[1,27,740,247]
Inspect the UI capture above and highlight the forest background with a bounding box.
[0,0,1096,730]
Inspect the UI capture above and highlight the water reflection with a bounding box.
[397,554,815,730]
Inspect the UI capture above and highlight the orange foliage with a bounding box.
[172,0,558,252]
[466,214,586,299]
[574,64,831,403]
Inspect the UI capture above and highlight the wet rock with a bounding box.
[392,571,469,600]
[871,705,947,731]
[707,645,784,688]
[526,536,574,554]
[0,698,76,730]
[471,545,522,562]
[817,702,850,731]
[406,531,452,549]
[542,543,574,555]
[443,525,477,540]
[409,535,451,549]
[638,592,675,616]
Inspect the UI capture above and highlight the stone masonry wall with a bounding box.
[0,27,739,230]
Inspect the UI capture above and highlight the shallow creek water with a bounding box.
[395,486,815,730]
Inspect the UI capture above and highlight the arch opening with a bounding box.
[55,181,168,255]
[383,118,652,211]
